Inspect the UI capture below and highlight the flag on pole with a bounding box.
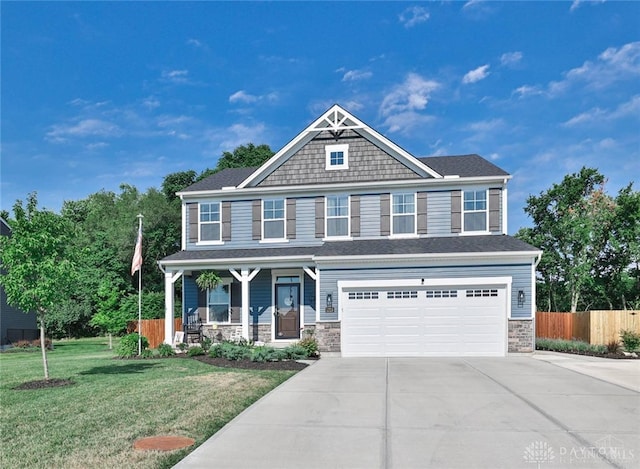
[131,224,143,275]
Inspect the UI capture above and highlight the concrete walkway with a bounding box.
[175,356,639,469]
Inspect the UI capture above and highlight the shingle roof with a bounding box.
[177,154,508,195]
[179,167,258,193]
[161,235,538,264]
[419,154,510,177]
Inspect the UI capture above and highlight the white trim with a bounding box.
[181,203,187,250]
[179,174,512,199]
[325,143,349,170]
[502,184,508,235]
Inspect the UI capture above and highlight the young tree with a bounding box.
[0,193,77,379]
[90,281,127,349]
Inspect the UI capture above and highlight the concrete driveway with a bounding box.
[175,356,640,469]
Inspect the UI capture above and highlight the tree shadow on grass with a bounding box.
[79,362,159,375]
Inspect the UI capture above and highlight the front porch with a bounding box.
[162,265,338,349]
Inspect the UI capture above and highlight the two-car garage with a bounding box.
[340,278,510,357]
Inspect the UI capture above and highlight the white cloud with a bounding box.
[399,6,430,28]
[500,51,523,67]
[462,64,490,84]
[141,96,160,110]
[341,69,373,82]
[218,123,267,152]
[229,90,259,104]
[186,38,205,48]
[229,90,279,105]
[382,111,435,134]
[548,41,640,96]
[160,69,191,85]
[570,0,606,12]
[46,119,122,143]
[512,85,543,98]
[563,95,640,126]
[380,73,440,117]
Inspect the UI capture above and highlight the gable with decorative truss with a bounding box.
[238,104,442,189]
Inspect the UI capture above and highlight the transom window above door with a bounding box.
[392,193,415,235]
[326,195,349,237]
[325,144,349,170]
[199,202,221,241]
[263,198,285,239]
[463,190,487,231]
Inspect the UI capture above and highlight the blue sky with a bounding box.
[2,1,639,234]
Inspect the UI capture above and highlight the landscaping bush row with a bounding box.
[536,338,607,355]
[115,332,320,361]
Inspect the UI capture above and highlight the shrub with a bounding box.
[297,337,319,357]
[209,341,252,360]
[116,333,149,358]
[177,342,189,352]
[620,330,640,352]
[535,338,606,355]
[157,343,176,357]
[187,346,205,357]
[201,336,213,353]
[250,346,274,362]
[284,345,308,360]
[606,340,620,354]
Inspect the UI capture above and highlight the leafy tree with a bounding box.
[90,281,127,349]
[197,143,274,180]
[161,170,197,201]
[516,168,614,312]
[0,193,78,379]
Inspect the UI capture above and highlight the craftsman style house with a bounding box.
[159,105,541,356]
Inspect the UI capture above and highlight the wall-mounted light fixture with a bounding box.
[326,293,333,308]
[517,290,525,308]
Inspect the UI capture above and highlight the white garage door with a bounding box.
[341,285,507,357]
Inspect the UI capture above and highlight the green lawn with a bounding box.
[0,338,297,468]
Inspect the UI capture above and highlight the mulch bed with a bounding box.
[193,355,310,370]
[133,435,195,452]
[536,348,639,359]
[12,378,75,390]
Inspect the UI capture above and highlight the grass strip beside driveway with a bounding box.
[0,338,297,469]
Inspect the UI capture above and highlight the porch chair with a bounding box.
[183,311,203,344]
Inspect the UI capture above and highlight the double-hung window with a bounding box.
[392,193,415,235]
[463,190,487,231]
[263,198,285,239]
[326,195,349,237]
[200,202,221,242]
[207,283,230,323]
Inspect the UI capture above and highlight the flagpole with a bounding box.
[136,213,144,356]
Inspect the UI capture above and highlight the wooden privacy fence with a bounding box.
[536,310,640,345]
[130,318,183,349]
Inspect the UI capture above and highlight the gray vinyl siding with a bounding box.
[427,191,451,235]
[296,197,316,242]
[360,195,380,237]
[320,264,533,320]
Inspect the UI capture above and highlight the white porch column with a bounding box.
[230,268,261,340]
[164,270,184,345]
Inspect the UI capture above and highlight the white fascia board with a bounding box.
[314,250,542,266]
[159,255,315,269]
[178,174,512,201]
[339,276,513,290]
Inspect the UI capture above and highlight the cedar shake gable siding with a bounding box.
[256,130,424,187]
